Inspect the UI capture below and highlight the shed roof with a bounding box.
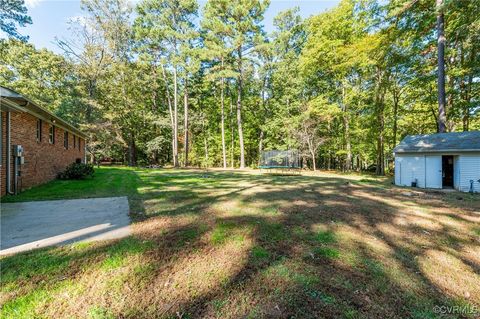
[0,86,87,138]
[394,131,480,153]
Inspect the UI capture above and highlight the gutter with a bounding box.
[6,112,13,195]
[394,149,480,154]
[1,92,87,139]
[0,97,26,112]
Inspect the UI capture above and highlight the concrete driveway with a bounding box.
[1,197,131,255]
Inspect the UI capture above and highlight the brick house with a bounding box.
[1,86,87,196]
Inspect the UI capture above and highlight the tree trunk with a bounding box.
[436,0,447,133]
[311,150,316,171]
[204,131,209,167]
[86,79,95,122]
[230,93,235,168]
[326,122,331,170]
[341,83,351,171]
[462,75,472,131]
[151,65,158,111]
[237,48,245,169]
[258,130,264,166]
[392,89,399,149]
[446,65,455,131]
[461,46,474,131]
[184,82,189,167]
[128,132,136,167]
[376,117,385,176]
[220,68,227,168]
[375,69,386,176]
[173,66,179,167]
[161,64,176,167]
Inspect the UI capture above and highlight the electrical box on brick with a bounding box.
[13,145,24,157]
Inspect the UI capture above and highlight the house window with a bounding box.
[64,131,68,149]
[78,138,81,151]
[73,135,76,149]
[49,125,55,144]
[36,119,42,142]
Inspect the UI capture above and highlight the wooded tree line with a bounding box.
[1,0,479,174]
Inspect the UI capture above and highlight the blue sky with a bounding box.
[19,0,340,54]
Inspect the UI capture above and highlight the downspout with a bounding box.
[13,149,18,195]
[6,111,14,195]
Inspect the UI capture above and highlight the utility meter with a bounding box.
[13,145,24,157]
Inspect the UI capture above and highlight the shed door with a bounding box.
[425,155,442,188]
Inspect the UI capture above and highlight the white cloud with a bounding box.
[67,15,88,26]
[25,0,44,8]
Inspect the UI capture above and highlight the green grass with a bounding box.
[472,227,480,236]
[1,167,479,318]
[251,246,270,266]
[211,222,238,245]
[88,306,115,319]
[1,166,140,203]
[1,242,96,284]
[314,230,337,244]
[2,285,55,318]
[313,247,340,259]
[258,222,286,242]
[100,238,153,270]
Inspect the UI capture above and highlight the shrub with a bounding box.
[58,162,94,180]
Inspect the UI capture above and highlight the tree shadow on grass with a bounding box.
[1,169,479,318]
[141,174,479,318]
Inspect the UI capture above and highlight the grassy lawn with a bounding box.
[1,167,479,318]
[1,167,142,209]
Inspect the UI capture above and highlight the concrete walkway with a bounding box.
[1,197,131,255]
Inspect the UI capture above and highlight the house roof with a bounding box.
[0,86,87,138]
[394,131,480,153]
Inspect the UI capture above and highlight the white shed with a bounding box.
[393,131,480,193]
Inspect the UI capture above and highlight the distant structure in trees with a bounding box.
[259,150,301,173]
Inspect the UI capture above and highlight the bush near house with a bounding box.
[57,162,94,180]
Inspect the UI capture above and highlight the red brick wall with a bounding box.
[1,112,6,196]
[1,111,85,196]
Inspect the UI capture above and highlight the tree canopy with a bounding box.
[1,0,479,173]
[0,0,32,41]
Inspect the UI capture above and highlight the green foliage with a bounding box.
[58,162,95,180]
[0,39,78,114]
[1,0,478,173]
[0,0,32,41]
